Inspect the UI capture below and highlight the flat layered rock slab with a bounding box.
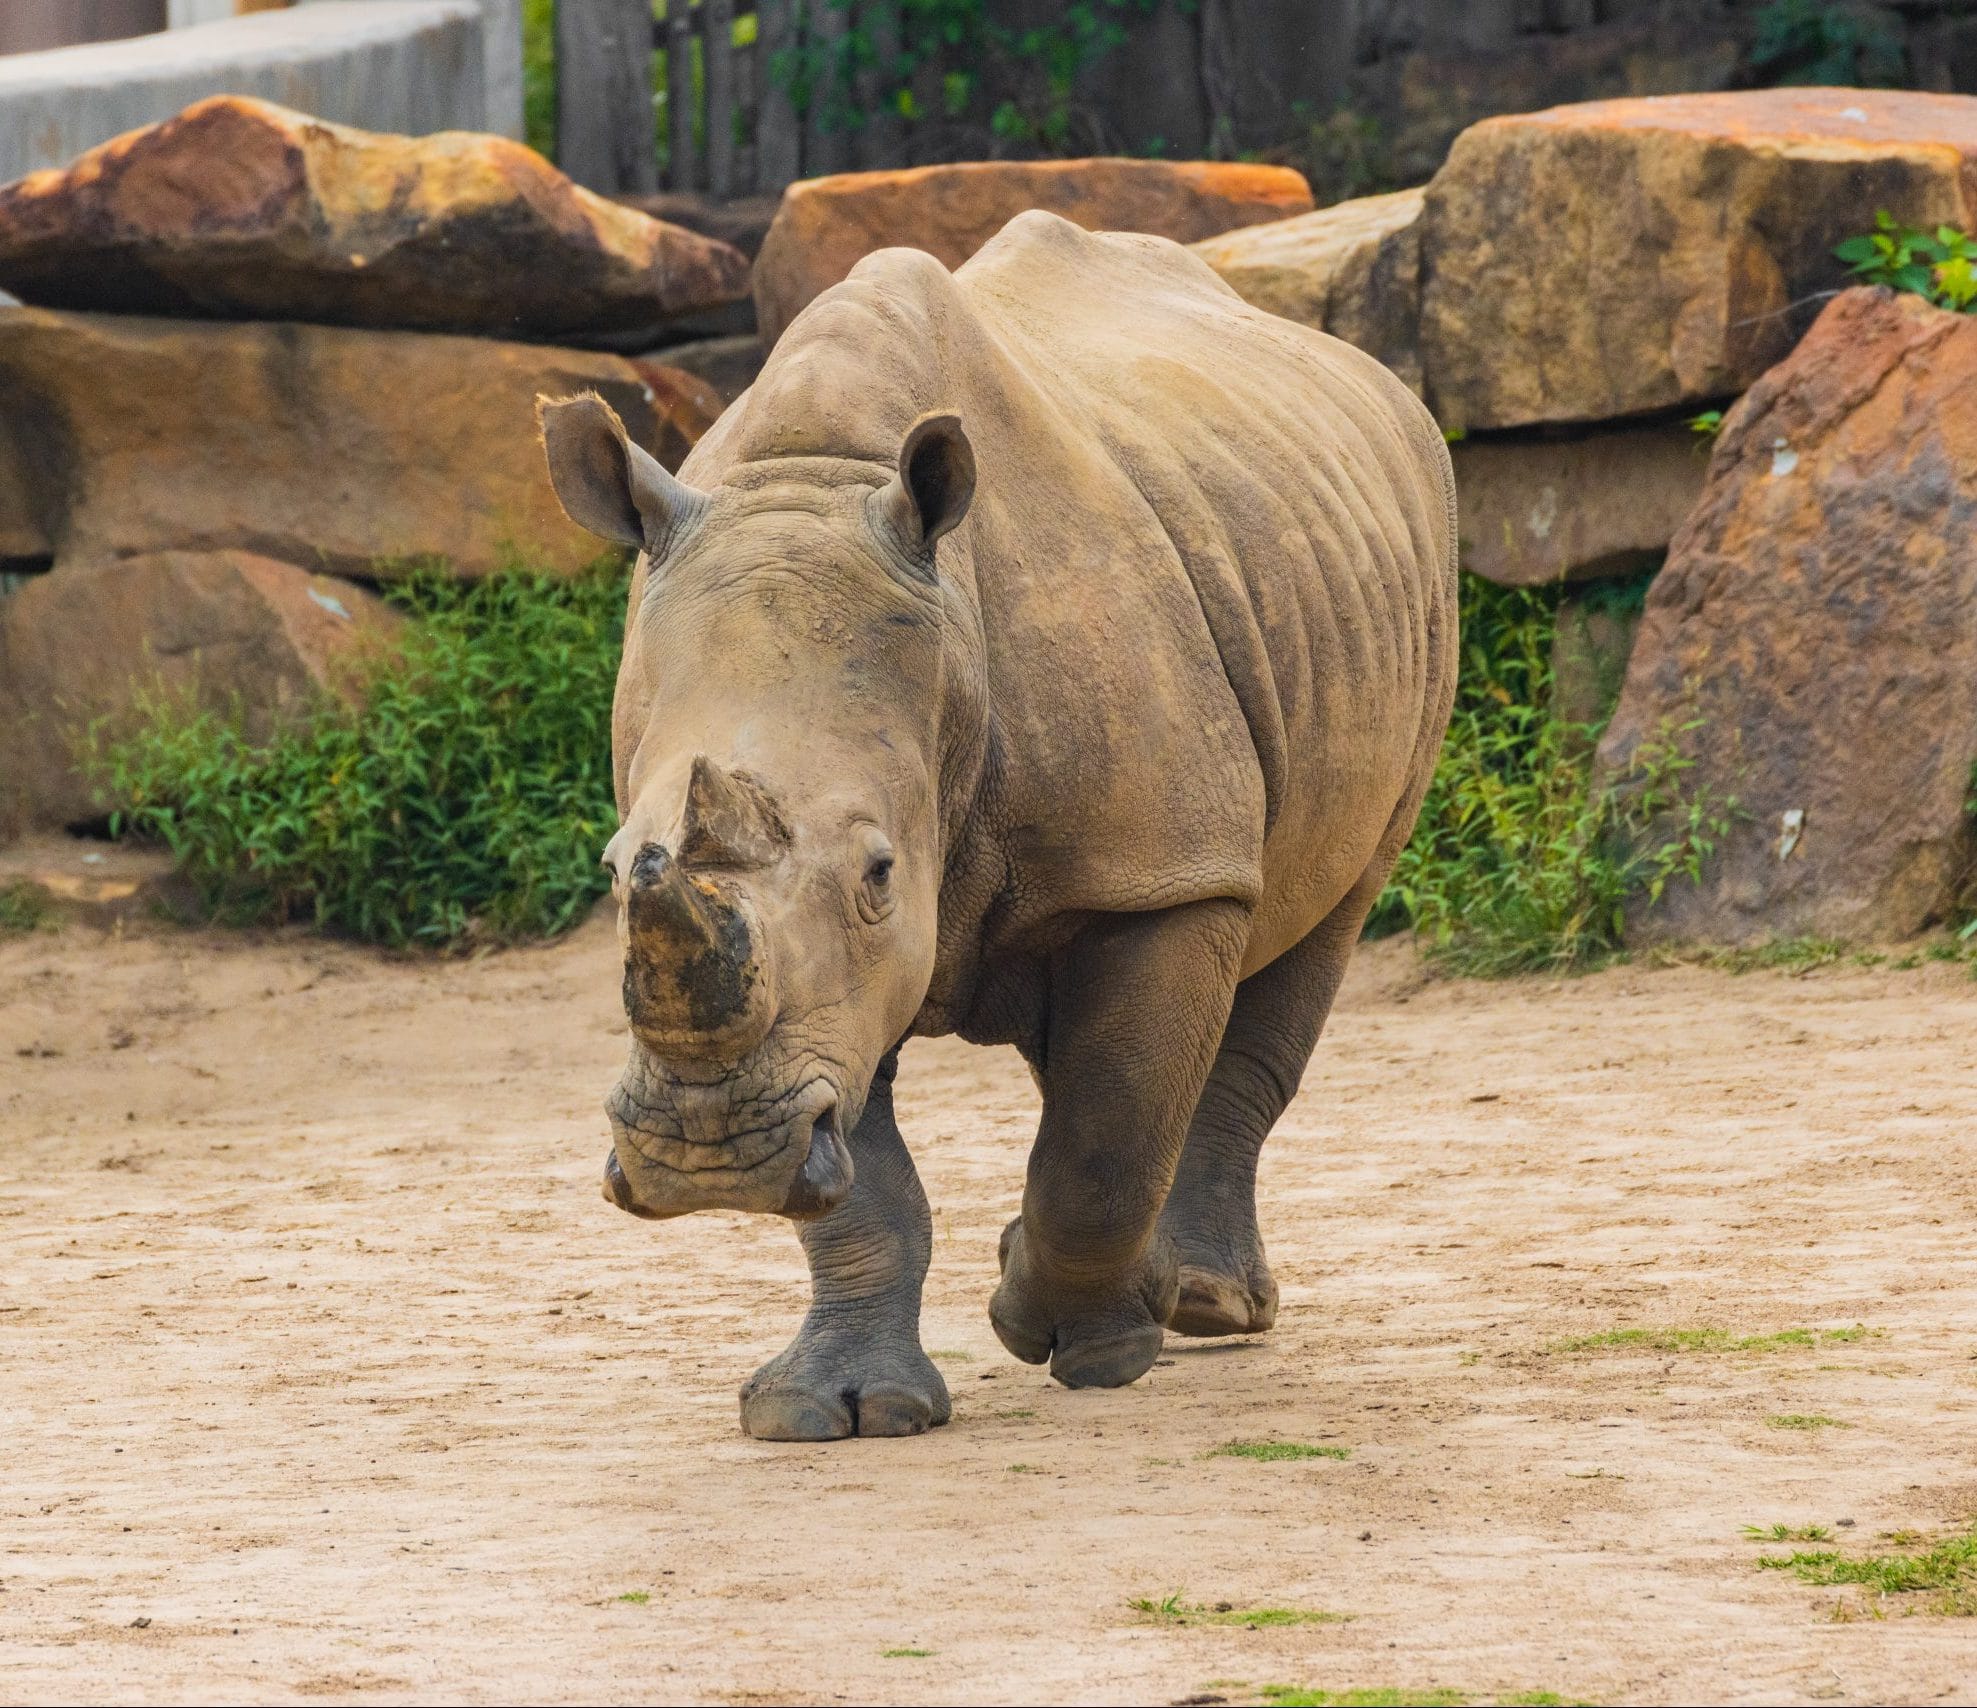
[753,157,1312,345]
[0,306,661,577]
[1192,187,1423,393]
[1451,420,1707,587]
[0,551,398,836]
[1422,88,1977,430]
[1599,286,1977,945]
[0,96,749,340]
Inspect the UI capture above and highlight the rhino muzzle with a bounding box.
[602,1091,855,1221]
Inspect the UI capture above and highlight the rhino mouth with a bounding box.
[602,1066,854,1220]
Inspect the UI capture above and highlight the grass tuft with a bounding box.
[1212,1441,1351,1463]
[0,880,51,934]
[1768,1414,1850,1431]
[615,1590,649,1605]
[1130,1594,1349,1629]
[1547,1325,1868,1355]
[1258,1689,1470,1707]
[1744,1523,1834,1542]
[1757,1525,1977,1616]
[880,1647,934,1658]
[100,558,628,948]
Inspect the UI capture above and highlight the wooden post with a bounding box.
[668,6,699,193]
[804,0,851,175]
[703,0,738,199]
[557,0,660,195]
[755,0,803,194]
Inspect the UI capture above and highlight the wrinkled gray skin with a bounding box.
[539,211,1457,1441]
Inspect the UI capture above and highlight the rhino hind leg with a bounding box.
[989,899,1249,1389]
[739,1053,950,1440]
[1161,874,1389,1338]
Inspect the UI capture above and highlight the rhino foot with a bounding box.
[989,1214,1178,1389]
[1168,1256,1278,1338]
[739,1318,951,1441]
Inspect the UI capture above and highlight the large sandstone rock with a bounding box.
[1191,189,1423,393]
[1422,89,1977,431]
[753,158,1312,346]
[623,358,727,472]
[0,551,399,836]
[0,96,749,341]
[0,306,666,577]
[1451,420,1707,587]
[1599,288,1977,945]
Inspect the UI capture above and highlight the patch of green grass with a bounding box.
[880,1647,934,1658]
[1368,572,1732,977]
[100,559,628,948]
[1680,937,1852,974]
[1768,1414,1850,1431]
[928,1349,973,1363]
[1744,1523,1834,1542]
[616,1590,649,1605]
[1259,1689,1469,1708]
[1212,1441,1351,1463]
[0,879,50,934]
[1007,1463,1044,1474]
[1758,1525,1977,1616]
[1547,1325,1868,1355]
[1130,1594,1348,1629]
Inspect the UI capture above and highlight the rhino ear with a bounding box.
[875,410,975,561]
[537,391,704,553]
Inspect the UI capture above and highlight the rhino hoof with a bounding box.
[1167,1262,1279,1338]
[738,1343,951,1441]
[1048,1320,1166,1389]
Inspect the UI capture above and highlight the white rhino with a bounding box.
[540,209,1456,1440]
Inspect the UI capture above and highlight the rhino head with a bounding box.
[538,392,978,1222]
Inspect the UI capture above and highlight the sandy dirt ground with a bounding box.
[2,910,1975,1707]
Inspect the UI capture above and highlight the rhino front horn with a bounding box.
[677,755,789,870]
[622,843,775,1060]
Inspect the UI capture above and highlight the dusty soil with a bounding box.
[2,911,1974,1707]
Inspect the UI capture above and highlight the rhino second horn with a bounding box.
[622,844,774,1058]
[676,754,790,871]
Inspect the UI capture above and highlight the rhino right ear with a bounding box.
[537,392,705,553]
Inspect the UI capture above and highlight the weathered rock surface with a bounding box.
[1599,288,1977,945]
[1451,420,1707,587]
[0,306,662,577]
[0,96,749,340]
[1422,88,1977,431]
[1191,188,1422,393]
[624,358,727,472]
[0,551,398,835]
[753,158,1312,346]
[654,333,765,408]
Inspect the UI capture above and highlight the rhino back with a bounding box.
[684,211,1456,979]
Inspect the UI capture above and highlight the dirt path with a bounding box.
[2,913,1974,1706]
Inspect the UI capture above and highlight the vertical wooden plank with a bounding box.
[668,5,700,192]
[704,0,738,198]
[755,0,803,194]
[557,0,660,194]
[804,0,851,175]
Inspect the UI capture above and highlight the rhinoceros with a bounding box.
[538,210,1456,1441]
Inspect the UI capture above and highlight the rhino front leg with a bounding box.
[739,1052,950,1441]
[990,900,1247,1389]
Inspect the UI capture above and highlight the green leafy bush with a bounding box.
[1750,0,1904,86]
[523,0,557,161]
[1836,211,1977,313]
[1370,575,1732,977]
[101,560,627,949]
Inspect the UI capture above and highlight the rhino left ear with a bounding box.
[537,391,705,554]
[874,410,975,561]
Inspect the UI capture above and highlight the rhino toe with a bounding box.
[1168,1261,1279,1338]
[738,1338,951,1441]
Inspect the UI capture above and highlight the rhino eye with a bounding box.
[865,855,894,888]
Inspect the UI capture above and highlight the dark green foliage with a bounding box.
[100,560,628,949]
[524,0,557,160]
[1750,0,1904,86]
[0,880,51,935]
[1369,574,1732,977]
[1836,212,1977,313]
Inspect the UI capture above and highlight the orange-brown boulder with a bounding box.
[0,306,663,578]
[0,552,399,836]
[0,96,750,340]
[1422,89,1977,431]
[752,158,1312,345]
[1598,288,1977,945]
